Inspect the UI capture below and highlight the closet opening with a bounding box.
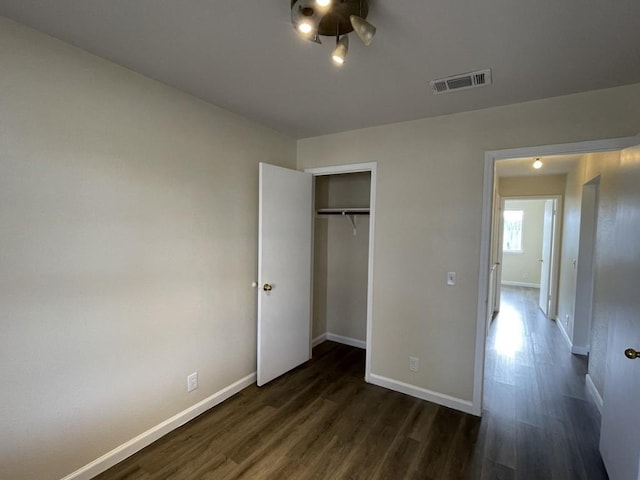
[306,163,376,381]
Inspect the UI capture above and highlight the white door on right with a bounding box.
[538,199,554,315]
[599,144,640,480]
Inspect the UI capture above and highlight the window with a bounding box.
[503,210,523,253]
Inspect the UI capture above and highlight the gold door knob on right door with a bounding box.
[263,283,273,292]
[624,348,640,359]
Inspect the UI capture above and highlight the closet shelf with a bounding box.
[316,207,370,216]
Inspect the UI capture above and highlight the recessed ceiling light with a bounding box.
[533,159,543,169]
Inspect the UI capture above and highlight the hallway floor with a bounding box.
[473,286,608,479]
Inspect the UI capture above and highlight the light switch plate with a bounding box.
[447,271,456,286]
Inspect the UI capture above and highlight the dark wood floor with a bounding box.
[472,286,608,480]
[95,286,607,479]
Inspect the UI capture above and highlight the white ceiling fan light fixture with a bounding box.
[290,0,373,65]
[349,15,376,46]
[332,35,349,65]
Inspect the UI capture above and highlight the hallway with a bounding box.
[476,286,608,479]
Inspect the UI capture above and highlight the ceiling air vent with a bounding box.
[430,69,492,94]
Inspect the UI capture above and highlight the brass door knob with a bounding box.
[263,283,273,292]
[624,348,640,359]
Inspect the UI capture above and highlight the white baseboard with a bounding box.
[60,372,256,480]
[571,344,590,356]
[555,319,590,356]
[556,318,573,349]
[368,373,476,416]
[326,333,366,349]
[313,332,366,349]
[312,333,327,347]
[501,281,541,288]
[586,373,603,414]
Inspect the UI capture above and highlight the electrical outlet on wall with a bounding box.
[187,372,198,392]
[409,356,419,372]
[565,314,570,327]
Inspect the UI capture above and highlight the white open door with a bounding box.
[487,194,503,332]
[494,194,504,314]
[599,144,640,480]
[257,163,313,387]
[538,199,554,315]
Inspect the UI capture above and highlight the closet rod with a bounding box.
[316,208,369,236]
[316,207,370,215]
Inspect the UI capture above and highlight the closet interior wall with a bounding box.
[313,172,371,346]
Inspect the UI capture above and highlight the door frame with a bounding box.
[472,135,640,415]
[572,176,600,357]
[304,162,377,383]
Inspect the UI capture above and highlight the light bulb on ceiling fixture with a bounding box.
[350,15,376,46]
[298,21,313,34]
[332,35,349,65]
[533,158,543,169]
[316,0,331,7]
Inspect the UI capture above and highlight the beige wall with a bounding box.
[0,18,295,480]
[582,152,622,397]
[501,199,546,286]
[313,173,370,342]
[298,83,640,404]
[313,218,329,338]
[555,151,622,398]
[498,174,567,197]
[557,162,583,340]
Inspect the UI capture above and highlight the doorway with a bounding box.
[312,172,370,349]
[497,196,561,319]
[473,136,638,414]
[305,163,377,381]
[257,162,376,386]
[473,135,640,478]
[479,154,605,477]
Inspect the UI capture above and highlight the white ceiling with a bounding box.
[496,154,582,177]
[1,0,639,138]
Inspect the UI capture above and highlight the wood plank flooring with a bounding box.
[470,286,608,480]
[95,286,607,479]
